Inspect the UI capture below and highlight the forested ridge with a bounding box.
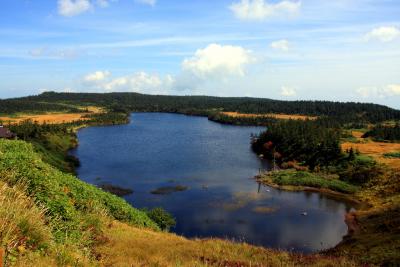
[0,98,81,114]
[2,91,399,123]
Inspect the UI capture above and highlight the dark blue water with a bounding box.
[70,113,353,253]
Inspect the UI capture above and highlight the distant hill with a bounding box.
[2,91,400,123]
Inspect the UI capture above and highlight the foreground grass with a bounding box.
[95,221,356,267]
[257,169,359,194]
[0,139,157,266]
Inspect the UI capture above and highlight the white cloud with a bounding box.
[58,0,92,17]
[365,26,400,42]
[82,71,172,94]
[182,43,254,78]
[96,0,110,8]
[230,0,301,21]
[135,0,156,6]
[84,70,111,82]
[386,84,400,96]
[356,84,400,98]
[270,39,290,51]
[280,86,297,96]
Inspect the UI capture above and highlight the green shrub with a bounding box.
[337,156,383,185]
[144,208,176,231]
[383,152,400,158]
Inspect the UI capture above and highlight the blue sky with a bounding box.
[0,0,399,108]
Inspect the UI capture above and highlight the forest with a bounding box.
[0,98,80,114]
[2,91,400,123]
[362,123,400,141]
[251,119,342,169]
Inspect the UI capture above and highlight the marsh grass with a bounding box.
[259,169,358,194]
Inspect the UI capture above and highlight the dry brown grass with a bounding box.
[0,181,53,266]
[94,221,356,267]
[351,131,365,139]
[342,141,400,170]
[0,106,103,125]
[221,112,317,121]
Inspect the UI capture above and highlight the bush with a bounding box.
[145,208,176,231]
[337,156,383,185]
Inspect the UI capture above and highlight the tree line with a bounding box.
[0,99,80,114]
[10,91,400,124]
[362,123,400,142]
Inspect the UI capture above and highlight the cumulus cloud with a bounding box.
[356,84,400,98]
[82,71,172,94]
[182,43,254,78]
[270,39,290,51]
[84,70,111,82]
[280,86,297,97]
[58,0,92,17]
[230,0,301,21]
[135,0,156,6]
[82,44,255,95]
[365,26,400,42]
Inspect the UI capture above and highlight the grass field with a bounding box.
[221,111,317,121]
[0,106,103,124]
[341,131,400,170]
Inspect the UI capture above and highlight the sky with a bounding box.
[0,0,399,108]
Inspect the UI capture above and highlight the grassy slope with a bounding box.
[96,221,356,267]
[0,139,357,266]
[0,139,158,266]
[30,132,79,173]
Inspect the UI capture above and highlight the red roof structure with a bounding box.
[0,126,16,139]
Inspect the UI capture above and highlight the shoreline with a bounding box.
[255,173,366,208]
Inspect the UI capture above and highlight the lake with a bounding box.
[70,112,354,253]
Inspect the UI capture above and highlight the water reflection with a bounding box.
[70,112,354,253]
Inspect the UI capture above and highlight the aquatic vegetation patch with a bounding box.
[99,183,134,196]
[252,206,278,214]
[150,185,188,195]
[214,192,270,211]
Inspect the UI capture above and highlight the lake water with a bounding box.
[70,112,354,253]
